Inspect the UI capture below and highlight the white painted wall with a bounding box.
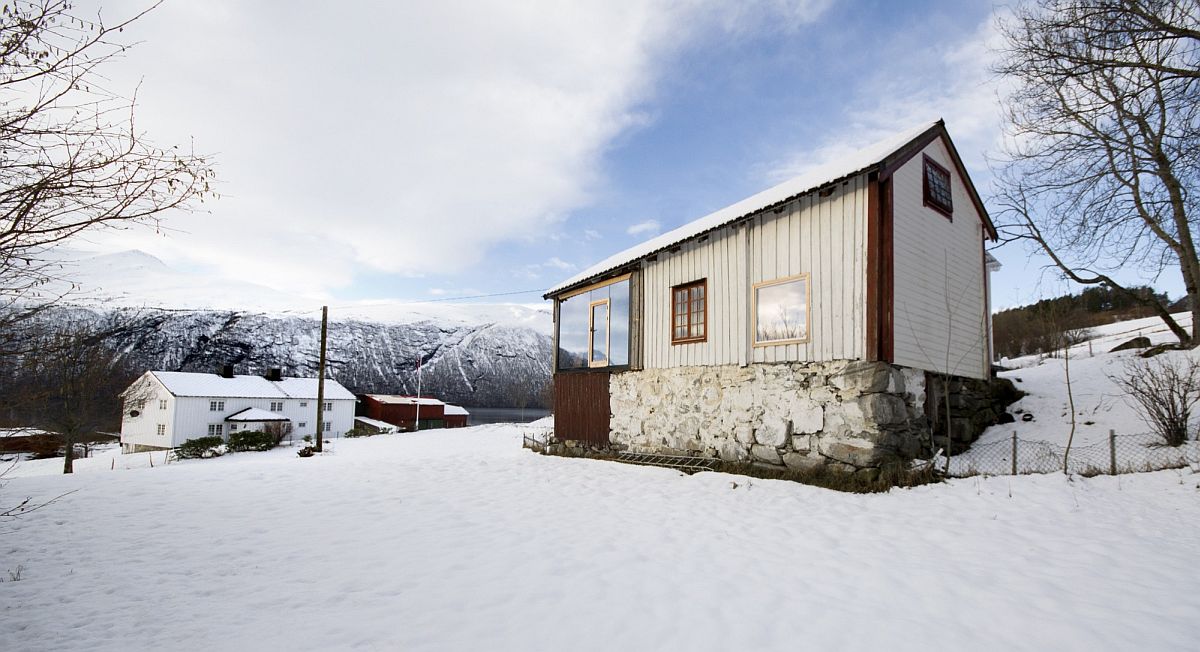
[640,174,869,368]
[168,397,355,447]
[890,138,989,379]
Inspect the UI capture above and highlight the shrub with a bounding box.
[227,430,277,452]
[177,436,225,459]
[343,427,372,438]
[1110,356,1200,446]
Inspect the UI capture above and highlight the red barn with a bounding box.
[359,395,468,431]
[442,404,470,428]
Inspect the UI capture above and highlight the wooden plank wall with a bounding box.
[553,371,610,445]
[640,175,868,368]
[890,139,988,379]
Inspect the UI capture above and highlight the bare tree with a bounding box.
[992,0,1200,345]
[2,316,144,472]
[0,0,215,352]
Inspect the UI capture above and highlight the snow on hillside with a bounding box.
[2,424,1198,650]
[983,312,1196,449]
[42,248,551,330]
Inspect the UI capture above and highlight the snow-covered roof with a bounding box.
[443,405,469,416]
[366,395,445,406]
[149,371,356,400]
[547,119,953,296]
[354,416,398,431]
[225,407,289,422]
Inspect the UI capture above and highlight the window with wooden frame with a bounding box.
[671,279,707,344]
[922,155,953,218]
[752,273,811,346]
[555,275,631,370]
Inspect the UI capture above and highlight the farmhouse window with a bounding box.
[298,422,307,428]
[555,275,631,370]
[922,155,953,217]
[753,273,811,346]
[323,401,333,411]
[323,421,332,432]
[156,424,166,436]
[208,424,223,437]
[229,424,238,432]
[270,401,284,412]
[671,280,707,344]
[300,401,308,407]
[209,400,225,411]
[159,399,167,410]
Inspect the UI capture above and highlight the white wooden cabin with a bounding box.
[544,120,1002,464]
[119,370,356,452]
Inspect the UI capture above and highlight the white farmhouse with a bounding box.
[119,368,356,452]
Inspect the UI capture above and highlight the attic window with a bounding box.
[923,155,953,218]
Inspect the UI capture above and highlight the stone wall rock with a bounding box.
[608,361,939,469]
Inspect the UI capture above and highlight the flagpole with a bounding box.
[414,356,422,432]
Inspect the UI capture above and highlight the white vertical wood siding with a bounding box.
[641,175,868,368]
[119,374,176,449]
[890,138,988,379]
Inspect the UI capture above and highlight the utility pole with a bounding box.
[315,305,328,453]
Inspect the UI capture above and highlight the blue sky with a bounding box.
[75,0,1184,313]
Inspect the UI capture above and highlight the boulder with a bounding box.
[1110,336,1151,352]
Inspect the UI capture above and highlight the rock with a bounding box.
[782,451,825,472]
[1110,336,1151,352]
[831,361,893,395]
[791,434,811,453]
[734,423,755,445]
[755,417,792,447]
[789,398,824,434]
[822,441,875,467]
[858,393,908,425]
[719,441,748,462]
[751,444,783,465]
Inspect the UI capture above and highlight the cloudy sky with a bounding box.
[69,0,1183,312]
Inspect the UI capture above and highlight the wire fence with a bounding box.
[945,431,1200,477]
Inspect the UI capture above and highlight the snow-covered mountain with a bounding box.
[25,250,554,407]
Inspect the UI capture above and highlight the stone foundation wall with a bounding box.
[608,361,934,471]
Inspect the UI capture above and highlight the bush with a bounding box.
[227,430,277,452]
[1110,356,1200,446]
[177,436,225,459]
[343,427,372,438]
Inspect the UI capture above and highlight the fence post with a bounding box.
[1109,429,1117,475]
[1011,431,1018,475]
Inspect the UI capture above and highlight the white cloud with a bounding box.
[766,14,1006,185]
[583,229,602,241]
[626,220,662,237]
[544,257,576,271]
[78,0,833,298]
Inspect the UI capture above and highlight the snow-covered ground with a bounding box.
[2,422,1198,650]
[961,312,1200,474]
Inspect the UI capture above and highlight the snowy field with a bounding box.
[2,422,1198,651]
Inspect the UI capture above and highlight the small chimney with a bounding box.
[265,368,282,382]
[219,364,235,379]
